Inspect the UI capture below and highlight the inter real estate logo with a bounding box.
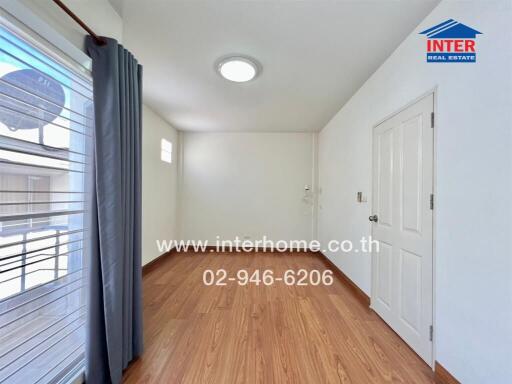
[419,19,482,63]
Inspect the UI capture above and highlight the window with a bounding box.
[0,22,92,383]
[161,138,172,164]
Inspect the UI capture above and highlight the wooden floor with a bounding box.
[123,251,435,384]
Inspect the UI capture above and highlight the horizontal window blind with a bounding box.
[0,20,92,384]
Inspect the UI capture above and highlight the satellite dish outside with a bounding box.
[0,69,65,131]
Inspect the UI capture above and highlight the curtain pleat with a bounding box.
[85,36,143,384]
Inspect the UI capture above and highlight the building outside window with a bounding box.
[0,21,93,384]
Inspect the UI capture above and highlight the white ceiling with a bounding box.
[121,0,439,132]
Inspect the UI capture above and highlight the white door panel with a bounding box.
[377,127,394,227]
[371,94,434,365]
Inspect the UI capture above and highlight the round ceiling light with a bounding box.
[216,56,260,82]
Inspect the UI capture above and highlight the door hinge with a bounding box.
[429,325,434,341]
[431,112,435,128]
[430,194,434,210]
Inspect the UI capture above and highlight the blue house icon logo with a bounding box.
[419,19,482,63]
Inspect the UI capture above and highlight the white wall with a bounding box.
[20,0,123,50]
[318,1,512,383]
[180,132,315,243]
[142,106,179,265]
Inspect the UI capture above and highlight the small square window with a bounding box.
[161,139,172,164]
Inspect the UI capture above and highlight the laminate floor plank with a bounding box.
[123,251,435,384]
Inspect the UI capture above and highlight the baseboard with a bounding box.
[142,248,176,276]
[316,252,371,307]
[142,246,311,276]
[435,361,460,384]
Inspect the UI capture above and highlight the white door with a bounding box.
[371,94,434,365]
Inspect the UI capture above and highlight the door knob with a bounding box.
[369,214,378,223]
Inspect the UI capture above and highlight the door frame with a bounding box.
[369,88,437,368]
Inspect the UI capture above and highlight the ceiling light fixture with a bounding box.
[216,55,260,82]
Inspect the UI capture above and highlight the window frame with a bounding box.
[160,138,173,164]
[0,13,93,384]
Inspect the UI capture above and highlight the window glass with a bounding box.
[0,23,92,383]
[161,138,172,164]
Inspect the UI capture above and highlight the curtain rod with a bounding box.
[52,0,107,45]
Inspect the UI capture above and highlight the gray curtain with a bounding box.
[85,36,143,384]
